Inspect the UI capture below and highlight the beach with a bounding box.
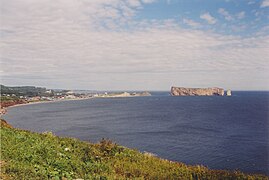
[0,97,94,116]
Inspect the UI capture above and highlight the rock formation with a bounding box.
[0,99,27,109]
[226,90,232,96]
[132,91,151,97]
[171,87,224,96]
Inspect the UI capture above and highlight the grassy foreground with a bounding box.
[0,120,268,180]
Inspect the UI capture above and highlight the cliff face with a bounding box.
[171,87,224,96]
[0,99,27,108]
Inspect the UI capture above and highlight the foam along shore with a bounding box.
[0,120,267,179]
[10,96,94,108]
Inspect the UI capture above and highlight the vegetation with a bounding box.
[0,96,26,109]
[0,120,268,180]
[0,84,47,97]
[0,96,20,102]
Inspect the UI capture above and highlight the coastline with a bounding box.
[2,94,152,113]
[0,97,94,116]
[1,94,150,116]
[13,97,94,107]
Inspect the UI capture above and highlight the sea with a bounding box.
[3,91,269,175]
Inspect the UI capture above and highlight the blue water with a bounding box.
[3,91,269,175]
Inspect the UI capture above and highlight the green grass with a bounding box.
[0,121,268,180]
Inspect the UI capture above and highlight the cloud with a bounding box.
[218,8,233,21]
[127,0,142,7]
[0,0,268,90]
[200,12,217,24]
[141,0,156,3]
[218,8,245,21]
[261,0,269,7]
[183,18,201,28]
[166,0,171,4]
[236,11,245,19]
[248,1,255,5]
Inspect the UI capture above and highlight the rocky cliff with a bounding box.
[171,87,224,96]
[0,99,27,108]
[0,99,27,116]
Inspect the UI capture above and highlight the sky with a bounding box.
[0,0,269,91]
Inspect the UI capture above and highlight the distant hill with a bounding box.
[0,84,47,97]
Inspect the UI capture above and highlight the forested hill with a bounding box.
[0,84,47,96]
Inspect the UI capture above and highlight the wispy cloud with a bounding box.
[261,0,269,7]
[141,0,156,4]
[248,1,255,5]
[183,18,201,28]
[236,11,245,19]
[218,8,233,21]
[218,8,245,21]
[200,12,217,24]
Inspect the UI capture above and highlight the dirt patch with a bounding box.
[0,119,13,129]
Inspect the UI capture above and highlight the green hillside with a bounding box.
[0,120,267,180]
[0,84,47,97]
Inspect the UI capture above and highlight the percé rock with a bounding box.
[226,89,232,96]
[171,87,224,96]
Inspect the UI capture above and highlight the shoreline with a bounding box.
[3,94,152,111]
[0,97,94,116]
[1,95,150,116]
[12,97,94,107]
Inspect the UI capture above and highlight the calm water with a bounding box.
[3,91,269,175]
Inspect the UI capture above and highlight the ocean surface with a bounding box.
[3,91,269,175]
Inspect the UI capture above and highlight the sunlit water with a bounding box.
[3,91,269,175]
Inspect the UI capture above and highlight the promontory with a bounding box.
[171,86,224,96]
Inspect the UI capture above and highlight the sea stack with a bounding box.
[170,87,224,96]
[226,90,232,96]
